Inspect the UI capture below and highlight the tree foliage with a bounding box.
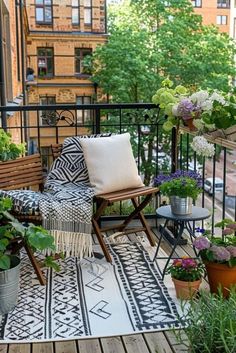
[86,0,236,183]
[90,0,236,101]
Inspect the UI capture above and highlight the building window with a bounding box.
[216,15,227,25]
[75,48,92,74]
[40,95,56,125]
[35,0,52,24]
[84,0,92,25]
[217,0,230,8]
[192,0,202,7]
[76,96,92,124]
[37,48,54,77]
[72,0,79,25]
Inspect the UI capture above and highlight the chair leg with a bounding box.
[24,242,46,285]
[92,218,112,263]
[92,199,112,263]
[131,198,156,246]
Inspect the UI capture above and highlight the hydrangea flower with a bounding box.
[191,136,215,158]
[210,245,231,262]
[193,236,211,251]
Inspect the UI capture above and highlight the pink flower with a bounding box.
[182,258,197,268]
[226,223,236,230]
[210,245,231,262]
[226,246,236,258]
[222,228,234,235]
[193,236,210,250]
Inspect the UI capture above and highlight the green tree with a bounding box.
[87,0,236,183]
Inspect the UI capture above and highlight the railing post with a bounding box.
[171,127,178,173]
[94,107,101,134]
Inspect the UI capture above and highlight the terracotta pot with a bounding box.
[172,277,201,300]
[184,118,197,131]
[204,261,236,298]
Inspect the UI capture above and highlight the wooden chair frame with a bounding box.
[0,154,46,285]
[51,144,158,263]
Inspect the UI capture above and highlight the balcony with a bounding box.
[0,103,235,351]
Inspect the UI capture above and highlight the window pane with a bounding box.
[82,49,92,58]
[38,58,46,67]
[75,48,80,56]
[36,0,44,4]
[36,8,44,22]
[84,96,91,104]
[216,16,221,24]
[47,58,53,74]
[45,7,52,22]
[46,48,53,56]
[223,16,227,24]
[38,48,46,56]
[45,0,52,4]
[72,0,79,5]
[84,9,91,24]
[75,58,80,73]
[84,0,91,5]
[76,97,82,105]
[72,8,79,24]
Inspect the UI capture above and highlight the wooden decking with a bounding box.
[0,226,193,353]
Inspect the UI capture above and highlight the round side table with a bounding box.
[154,205,210,279]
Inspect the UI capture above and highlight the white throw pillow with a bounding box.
[80,133,144,195]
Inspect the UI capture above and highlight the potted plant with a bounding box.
[154,170,202,215]
[193,219,236,298]
[174,289,236,353]
[166,257,204,299]
[0,197,59,315]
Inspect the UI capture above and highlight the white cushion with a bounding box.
[80,133,144,195]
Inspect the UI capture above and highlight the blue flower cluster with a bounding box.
[154,169,202,188]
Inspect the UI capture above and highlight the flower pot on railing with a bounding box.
[170,196,193,215]
[204,261,236,298]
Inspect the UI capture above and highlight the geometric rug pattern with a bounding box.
[0,242,182,343]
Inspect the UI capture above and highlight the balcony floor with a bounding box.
[0,225,197,353]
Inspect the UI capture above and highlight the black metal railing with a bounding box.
[1,103,236,230]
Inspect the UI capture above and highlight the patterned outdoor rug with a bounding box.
[0,241,183,343]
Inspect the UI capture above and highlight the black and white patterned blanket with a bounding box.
[39,135,107,257]
[0,134,111,258]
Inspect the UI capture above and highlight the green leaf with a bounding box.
[0,254,11,270]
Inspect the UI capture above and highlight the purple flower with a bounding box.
[182,258,197,268]
[193,236,210,250]
[195,227,205,234]
[154,169,202,187]
[226,246,236,258]
[177,99,195,120]
[211,245,231,262]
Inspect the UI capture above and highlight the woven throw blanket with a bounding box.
[39,135,110,258]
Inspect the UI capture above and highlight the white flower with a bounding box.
[172,103,180,116]
[201,99,213,112]
[191,136,215,158]
[210,92,226,105]
[193,119,205,131]
[190,91,209,105]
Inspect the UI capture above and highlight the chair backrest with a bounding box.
[51,143,63,160]
[0,154,44,191]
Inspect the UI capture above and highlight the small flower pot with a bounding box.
[204,261,236,298]
[172,277,202,300]
[170,196,193,215]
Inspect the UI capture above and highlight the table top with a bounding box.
[156,205,210,221]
